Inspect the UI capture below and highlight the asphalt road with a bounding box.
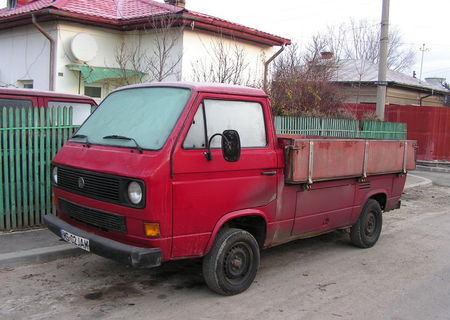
[413,169,450,187]
[1,182,450,320]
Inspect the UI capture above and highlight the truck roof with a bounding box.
[0,87,96,102]
[114,82,268,97]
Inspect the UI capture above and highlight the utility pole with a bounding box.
[376,0,390,121]
[419,43,428,80]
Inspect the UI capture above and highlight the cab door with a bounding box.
[171,93,278,257]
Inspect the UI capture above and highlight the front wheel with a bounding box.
[350,199,383,248]
[202,228,260,295]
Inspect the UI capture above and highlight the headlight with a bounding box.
[127,181,143,205]
[52,166,58,184]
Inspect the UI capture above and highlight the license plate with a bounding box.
[61,229,90,252]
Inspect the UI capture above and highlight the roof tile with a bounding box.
[0,0,290,45]
[0,0,183,19]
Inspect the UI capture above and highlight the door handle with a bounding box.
[261,171,276,176]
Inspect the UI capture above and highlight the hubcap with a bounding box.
[224,243,251,280]
[365,212,376,236]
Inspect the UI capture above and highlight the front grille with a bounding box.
[60,198,127,233]
[58,166,121,202]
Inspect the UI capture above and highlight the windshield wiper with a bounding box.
[71,134,91,147]
[102,135,143,154]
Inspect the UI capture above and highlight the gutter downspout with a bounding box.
[32,14,55,91]
[263,44,285,93]
[419,91,433,106]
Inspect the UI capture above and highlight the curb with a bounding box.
[0,244,86,268]
[416,165,450,174]
[404,173,433,190]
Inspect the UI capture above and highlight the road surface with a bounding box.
[1,181,449,320]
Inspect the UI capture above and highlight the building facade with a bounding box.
[0,0,290,102]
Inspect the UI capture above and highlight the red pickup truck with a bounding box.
[44,83,415,295]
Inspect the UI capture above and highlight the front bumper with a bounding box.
[43,215,162,268]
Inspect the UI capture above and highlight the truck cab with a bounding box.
[44,82,413,295]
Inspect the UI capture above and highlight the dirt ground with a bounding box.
[1,185,449,320]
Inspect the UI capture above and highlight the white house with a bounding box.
[0,0,290,101]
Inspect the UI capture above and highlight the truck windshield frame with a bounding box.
[71,87,192,151]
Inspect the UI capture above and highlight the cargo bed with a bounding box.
[279,136,416,184]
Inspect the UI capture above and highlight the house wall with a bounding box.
[56,22,123,100]
[124,27,184,83]
[341,84,446,107]
[55,22,184,101]
[182,29,275,87]
[1,20,277,99]
[0,23,54,90]
[340,85,378,104]
[387,87,445,107]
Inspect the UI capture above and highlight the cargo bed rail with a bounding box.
[279,137,417,184]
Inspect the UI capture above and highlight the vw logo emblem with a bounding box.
[78,177,85,189]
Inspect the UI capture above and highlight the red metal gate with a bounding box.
[346,104,450,161]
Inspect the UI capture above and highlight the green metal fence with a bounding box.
[275,116,407,140]
[0,107,78,230]
[0,110,408,230]
[360,121,407,140]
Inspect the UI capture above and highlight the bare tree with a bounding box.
[146,17,183,82]
[191,36,250,85]
[305,19,415,72]
[114,41,148,86]
[305,24,347,63]
[270,44,350,118]
[113,16,183,85]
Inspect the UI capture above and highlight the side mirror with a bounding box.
[221,130,241,162]
[204,130,241,162]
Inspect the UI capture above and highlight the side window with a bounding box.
[48,101,92,125]
[183,99,267,149]
[0,98,32,108]
[183,103,206,149]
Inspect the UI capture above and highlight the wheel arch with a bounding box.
[351,190,387,223]
[369,192,387,210]
[204,209,268,255]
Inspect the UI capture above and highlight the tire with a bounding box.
[350,199,383,248]
[202,228,260,295]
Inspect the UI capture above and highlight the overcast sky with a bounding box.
[1,0,448,82]
[179,0,448,82]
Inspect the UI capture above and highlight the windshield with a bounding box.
[71,87,191,150]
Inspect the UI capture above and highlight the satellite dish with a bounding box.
[71,33,98,62]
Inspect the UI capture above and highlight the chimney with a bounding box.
[320,51,334,60]
[164,0,186,8]
[425,77,446,85]
[9,0,34,8]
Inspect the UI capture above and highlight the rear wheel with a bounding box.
[350,199,383,248]
[202,228,260,295]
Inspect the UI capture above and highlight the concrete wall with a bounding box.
[0,23,54,90]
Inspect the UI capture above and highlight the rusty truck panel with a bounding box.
[281,137,416,184]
